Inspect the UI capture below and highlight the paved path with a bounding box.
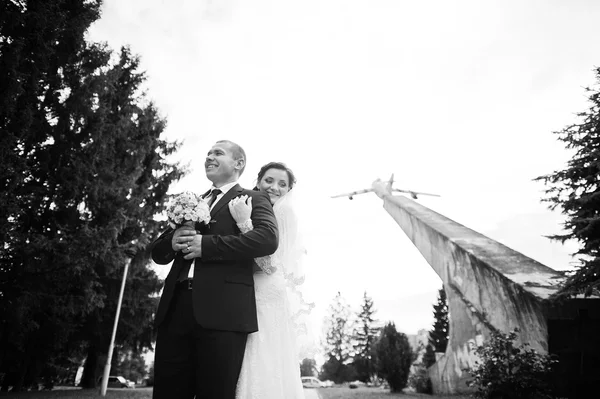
[304,388,321,399]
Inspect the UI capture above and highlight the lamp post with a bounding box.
[100,258,131,396]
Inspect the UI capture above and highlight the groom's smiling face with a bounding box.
[205,142,243,186]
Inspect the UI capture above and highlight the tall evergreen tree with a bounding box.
[71,46,185,389]
[429,287,449,353]
[423,287,448,368]
[352,291,379,382]
[535,66,600,299]
[0,0,184,390]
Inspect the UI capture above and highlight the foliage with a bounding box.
[466,328,558,399]
[423,287,449,368]
[112,348,148,384]
[408,363,433,394]
[351,292,380,382]
[0,386,474,399]
[321,292,355,382]
[1,1,102,389]
[535,66,600,298]
[319,356,357,384]
[0,390,152,398]
[373,322,413,393]
[429,288,449,353]
[145,362,155,387]
[0,0,184,390]
[319,356,341,383]
[300,358,318,377]
[422,342,437,368]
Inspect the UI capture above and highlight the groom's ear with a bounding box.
[235,158,245,172]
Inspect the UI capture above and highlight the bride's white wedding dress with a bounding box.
[235,191,310,399]
[235,270,305,398]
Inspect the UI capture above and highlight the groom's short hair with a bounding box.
[217,140,246,176]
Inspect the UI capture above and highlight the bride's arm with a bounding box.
[230,196,277,274]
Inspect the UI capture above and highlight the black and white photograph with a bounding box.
[1,0,600,398]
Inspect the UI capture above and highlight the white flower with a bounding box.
[166,191,211,227]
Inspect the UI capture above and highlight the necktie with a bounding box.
[177,189,221,282]
[177,188,221,281]
[207,189,222,208]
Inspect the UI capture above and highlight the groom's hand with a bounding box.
[171,226,197,252]
[183,234,202,260]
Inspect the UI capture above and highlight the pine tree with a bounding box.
[352,291,380,382]
[71,46,185,389]
[0,1,184,389]
[535,66,600,298]
[429,287,449,353]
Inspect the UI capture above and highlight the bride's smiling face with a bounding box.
[258,168,290,204]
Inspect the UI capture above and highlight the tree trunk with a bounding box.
[80,344,99,389]
[11,357,27,392]
[12,333,39,392]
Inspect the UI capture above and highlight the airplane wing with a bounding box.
[392,189,441,199]
[330,188,373,199]
[331,173,441,200]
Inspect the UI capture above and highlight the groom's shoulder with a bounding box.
[238,187,270,201]
[240,187,263,197]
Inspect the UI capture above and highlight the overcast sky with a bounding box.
[88,0,599,350]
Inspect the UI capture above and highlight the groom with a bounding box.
[151,140,279,399]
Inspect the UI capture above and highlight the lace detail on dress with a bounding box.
[236,219,253,233]
[237,219,278,275]
[254,256,277,275]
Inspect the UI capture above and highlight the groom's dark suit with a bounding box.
[151,184,278,399]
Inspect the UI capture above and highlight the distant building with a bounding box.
[406,328,429,363]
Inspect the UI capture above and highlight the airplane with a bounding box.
[331,174,441,200]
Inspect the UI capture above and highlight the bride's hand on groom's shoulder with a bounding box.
[229,195,252,224]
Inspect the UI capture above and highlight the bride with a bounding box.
[229,161,313,399]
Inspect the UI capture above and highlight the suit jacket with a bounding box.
[151,184,278,332]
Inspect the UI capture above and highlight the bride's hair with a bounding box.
[255,162,296,190]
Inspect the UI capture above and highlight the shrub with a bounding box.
[145,362,155,387]
[466,328,558,399]
[409,363,433,394]
[373,322,413,393]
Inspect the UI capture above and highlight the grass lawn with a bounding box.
[316,386,471,399]
[0,387,153,399]
[0,386,471,398]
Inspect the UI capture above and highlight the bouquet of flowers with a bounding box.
[166,191,211,228]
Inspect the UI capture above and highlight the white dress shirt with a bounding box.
[206,181,238,210]
[188,181,239,278]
